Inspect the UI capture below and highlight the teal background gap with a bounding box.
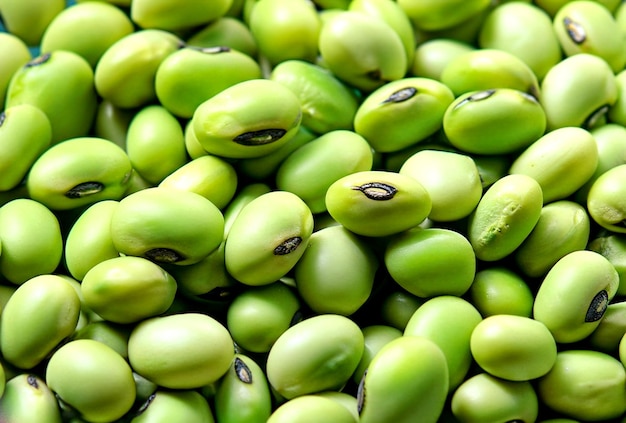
[0,0,78,56]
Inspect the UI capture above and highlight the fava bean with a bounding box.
[0,274,80,369]
[397,0,490,32]
[358,335,448,423]
[128,313,234,390]
[467,174,543,262]
[6,50,97,144]
[155,46,262,119]
[404,295,482,389]
[192,79,302,159]
[266,314,363,399]
[293,225,378,315]
[185,16,258,58]
[318,11,407,92]
[533,250,619,343]
[130,0,231,32]
[0,374,62,423]
[0,199,63,284]
[0,0,64,46]
[587,164,626,233]
[0,33,31,111]
[468,267,534,317]
[226,281,300,353]
[588,300,626,354]
[410,38,475,81]
[267,395,356,423]
[451,373,539,423]
[110,187,224,265]
[538,349,626,420]
[46,339,136,423]
[131,389,215,423]
[352,325,402,384]
[588,232,626,296]
[40,1,134,68]
[385,227,476,297]
[27,136,133,210]
[354,77,455,153]
[72,320,131,359]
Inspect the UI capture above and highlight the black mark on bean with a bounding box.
[65,182,105,198]
[234,129,286,146]
[454,89,496,109]
[357,370,367,414]
[144,248,184,264]
[585,290,609,322]
[353,182,398,201]
[274,237,302,255]
[382,87,417,104]
[564,17,586,44]
[25,52,51,67]
[235,357,253,384]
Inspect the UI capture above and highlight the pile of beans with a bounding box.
[1,0,626,421]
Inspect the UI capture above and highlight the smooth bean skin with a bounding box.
[0,199,63,284]
[385,227,476,298]
[226,281,300,353]
[540,53,617,130]
[72,320,131,359]
[538,350,626,421]
[46,339,136,423]
[478,2,562,80]
[0,33,31,111]
[379,290,425,331]
[588,300,626,354]
[0,0,64,46]
[358,336,448,423]
[27,137,133,210]
[110,187,225,265]
[451,373,539,423]
[265,314,364,399]
[126,104,187,185]
[192,79,302,159]
[468,174,543,262]
[404,296,482,390]
[249,0,320,65]
[441,49,540,98]
[155,46,262,119]
[587,164,626,233]
[468,267,534,317]
[352,325,402,384]
[92,99,135,149]
[237,126,317,181]
[131,0,231,31]
[514,200,590,278]
[349,0,416,69]
[0,275,80,369]
[64,200,119,281]
[397,0,490,32]
[294,225,378,315]
[535,0,621,16]
[411,38,474,80]
[554,1,626,73]
[608,69,626,125]
[40,1,134,68]
[270,60,359,135]
[0,104,51,191]
[325,170,431,237]
[275,130,374,213]
[6,50,97,144]
[131,389,215,423]
[0,374,62,423]
[214,355,272,423]
[159,155,238,210]
[315,391,359,421]
[510,127,598,204]
[222,182,272,237]
[186,16,258,58]
[470,315,557,381]
[225,190,313,286]
[533,250,619,343]
[354,77,455,152]
[399,149,482,221]
[318,11,407,92]
[443,88,546,155]
[94,29,183,109]
[589,232,626,296]
[575,123,626,203]
[81,256,177,324]
[267,395,357,423]
[128,313,234,389]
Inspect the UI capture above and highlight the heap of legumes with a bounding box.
[1,0,626,421]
